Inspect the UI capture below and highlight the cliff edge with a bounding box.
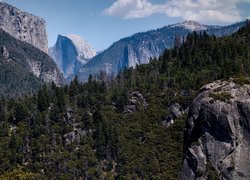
[179,79,250,180]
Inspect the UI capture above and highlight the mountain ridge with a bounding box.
[169,20,209,31]
[49,34,96,81]
[75,20,245,82]
[0,25,248,178]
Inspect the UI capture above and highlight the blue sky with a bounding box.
[3,0,250,51]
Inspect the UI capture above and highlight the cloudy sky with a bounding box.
[3,0,250,51]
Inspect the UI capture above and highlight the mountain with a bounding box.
[170,20,210,31]
[49,34,96,81]
[76,20,245,82]
[0,2,48,53]
[0,28,65,97]
[0,23,248,179]
[179,80,250,180]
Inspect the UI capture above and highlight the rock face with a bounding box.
[76,21,245,82]
[0,28,65,85]
[63,128,87,146]
[0,45,9,59]
[0,2,48,53]
[123,91,148,115]
[62,108,93,146]
[179,80,250,180]
[49,34,96,81]
[162,103,186,127]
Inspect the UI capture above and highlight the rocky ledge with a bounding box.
[179,80,250,180]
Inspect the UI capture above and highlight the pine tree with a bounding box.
[37,85,49,112]
[14,102,28,123]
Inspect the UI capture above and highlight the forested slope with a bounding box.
[0,29,65,98]
[0,24,249,179]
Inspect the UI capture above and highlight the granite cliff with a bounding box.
[0,2,48,53]
[0,2,64,97]
[49,34,96,81]
[179,80,250,180]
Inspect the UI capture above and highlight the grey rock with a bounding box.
[163,103,186,127]
[123,91,148,115]
[49,34,96,81]
[0,2,48,53]
[76,21,245,82]
[130,91,148,108]
[123,105,136,115]
[169,103,183,118]
[1,45,9,59]
[179,80,250,180]
[40,69,65,85]
[63,128,87,146]
[162,117,174,127]
[62,108,94,146]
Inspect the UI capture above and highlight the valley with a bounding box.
[0,1,249,179]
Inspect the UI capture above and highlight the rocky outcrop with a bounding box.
[123,91,148,115]
[49,34,96,81]
[40,69,65,85]
[0,45,9,59]
[179,80,250,180]
[0,2,48,53]
[63,128,87,146]
[62,108,93,146]
[162,103,186,127]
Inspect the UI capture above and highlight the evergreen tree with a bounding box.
[37,85,49,112]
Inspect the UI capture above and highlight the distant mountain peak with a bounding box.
[67,34,96,60]
[170,20,208,31]
[75,21,245,82]
[49,34,96,81]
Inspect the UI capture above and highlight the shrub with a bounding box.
[209,92,232,102]
[233,77,250,85]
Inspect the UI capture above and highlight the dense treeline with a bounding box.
[0,58,42,98]
[0,25,249,179]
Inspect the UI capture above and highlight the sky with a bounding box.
[2,0,250,51]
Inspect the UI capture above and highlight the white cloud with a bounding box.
[104,0,163,19]
[104,0,250,24]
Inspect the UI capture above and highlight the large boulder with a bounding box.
[179,80,250,180]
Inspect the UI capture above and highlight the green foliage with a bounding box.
[209,92,232,102]
[0,57,42,98]
[0,28,63,98]
[207,161,219,180]
[14,102,29,124]
[233,76,250,85]
[0,25,248,178]
[37,85,49,112]
[0,166,39,180]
